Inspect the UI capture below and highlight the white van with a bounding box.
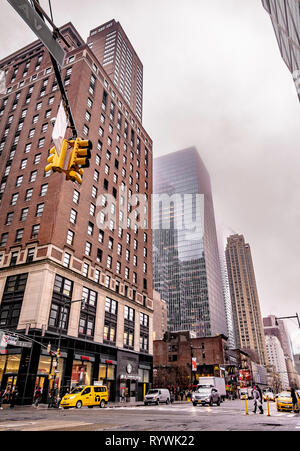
[144,388,171,405]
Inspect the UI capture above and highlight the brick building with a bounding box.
[0,21,153,404]
[153,331,229,391]
[152,290,167,341]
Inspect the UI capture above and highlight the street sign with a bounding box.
[0,331,32,348]
[0,331,8,348]
[52,101,68,156]
[0,70,6,94]
[7,0,65,67]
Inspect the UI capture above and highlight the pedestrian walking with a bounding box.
[3,386,11,404]
[291,388,299,413]
[0,389,4,409]
[48,387,58,408]
[33,386,42,407]
[9,387,18,409]
[253,385,264,414]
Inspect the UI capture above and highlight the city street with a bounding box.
[0,400,299,432]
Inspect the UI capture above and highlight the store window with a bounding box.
[71,360,92,388]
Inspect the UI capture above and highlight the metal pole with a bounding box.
[267,396,270,416]
[245,395,249,415]
[32,0,77,138]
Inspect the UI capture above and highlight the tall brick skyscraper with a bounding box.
[87,20,143,122]
[225,234,268,366]
[0,21,153,404]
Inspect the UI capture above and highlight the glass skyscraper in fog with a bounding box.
[153,147,227,338]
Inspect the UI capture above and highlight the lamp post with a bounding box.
[54,298,86,389]
[190,344,203,390]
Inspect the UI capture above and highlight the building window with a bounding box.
[87,222,94,236]
[11,193,19,206]
[70,209,77,224]
[82,286,97,308]
[34,154,41,164]
[78,314,95,338]
[35,203,44,217]
[66,229,74,246]
[63,252,71,268]
[16,173,24,186]
[0,233,8,247]
[26,248,35,263]
[82,262,89,277]
[31,224,40,239]
[73,189,80,204]
[25,188,33,201]
[40,183,48,196]
[5,212,14,225]
[85,241,92,256]
[94,269,100,283]
[105,275,110,288]
[15,228,24,242]
[10,252,18,266]
[0,273,28,328]
[20,208,29,222]
[29,170,37,182]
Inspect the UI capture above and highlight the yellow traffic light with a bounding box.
[66,138,92,184]
[45,139,68,173]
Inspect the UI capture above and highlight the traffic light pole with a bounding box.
[275,313,300,328]
[32,0,77,139]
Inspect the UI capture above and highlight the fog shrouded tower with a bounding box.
[225,234,268,366]
[153,147,227,338]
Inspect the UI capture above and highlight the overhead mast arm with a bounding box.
[31,0,78,138]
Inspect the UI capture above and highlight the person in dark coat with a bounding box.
[33,386,42,407]
[48,387,58,408]
[291,388,299,413]
[9,387,18,409]
[0,389,4,409]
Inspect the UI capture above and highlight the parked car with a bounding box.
[60,385,108,409]
[239,388,253,400]
[144,389,171,405]
[263,390,275,402]
[192,387,221,407]
[276,391,300,412]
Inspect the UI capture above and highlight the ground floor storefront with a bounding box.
[0,331,152,405]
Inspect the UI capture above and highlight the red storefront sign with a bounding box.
[239,369,251,381]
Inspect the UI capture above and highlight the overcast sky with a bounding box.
[1,0,300,352]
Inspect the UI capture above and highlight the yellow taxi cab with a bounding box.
[60,385,108,409]
[276,391,300,412]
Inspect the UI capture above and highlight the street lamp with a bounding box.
[57,298,86,353]
[52,298,86,390]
